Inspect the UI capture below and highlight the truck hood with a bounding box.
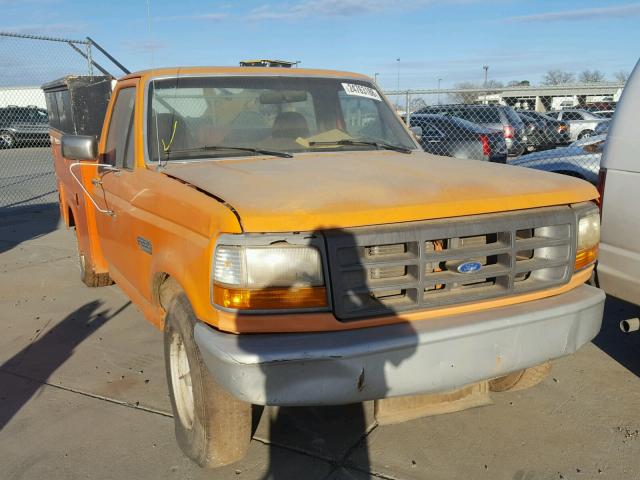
[162,150,598,232]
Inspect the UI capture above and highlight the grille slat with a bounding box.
[424,244,511,262]
[514,257,569,274]
[515,236,570,250]
[341,259,418,270]
[326,207,576,321]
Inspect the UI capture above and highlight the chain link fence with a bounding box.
[383,83,621,185]
[0,32,123,213]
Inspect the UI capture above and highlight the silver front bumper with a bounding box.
[195,285,605,406]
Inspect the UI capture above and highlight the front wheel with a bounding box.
[578,130,594,140]
[0,131,16,148]
[164,293,251,468]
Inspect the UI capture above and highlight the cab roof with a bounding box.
[121,66,369,82]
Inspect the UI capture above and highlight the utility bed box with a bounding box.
[42,76,112,136]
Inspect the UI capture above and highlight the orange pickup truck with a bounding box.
[44,67,604,468]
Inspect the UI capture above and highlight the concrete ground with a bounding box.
[0,146,56,209]
[0,207,638,480]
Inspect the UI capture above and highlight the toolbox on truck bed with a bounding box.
[42,75,112,136]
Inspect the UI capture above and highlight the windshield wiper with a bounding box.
[164,145,293,159]
[308,139,412,154]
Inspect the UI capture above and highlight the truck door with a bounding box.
[94,81,151,294]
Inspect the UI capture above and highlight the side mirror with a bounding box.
[409,126,423,141]
[61,134,98,161]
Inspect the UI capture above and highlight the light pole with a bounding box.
[483,65,489,103]
[396,58,400,112]
[374,72,379,85]
[437,78,442,104]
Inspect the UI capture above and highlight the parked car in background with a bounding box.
[508,134,605,185]
[597,60,640,314]
[0,105,50,148]
[585,102,616,114]
[416,104,526,156]
[517,112,554,152]
[409,113,507,163]
[519,110,571,145]
[594,121,609,136]
[592,110,615,119]
[545,109,609,141]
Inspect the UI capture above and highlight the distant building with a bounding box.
[478,83,624,112]
[0,86,46,109]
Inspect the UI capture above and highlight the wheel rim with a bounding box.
[0,133,13,146]
[170,331,195,430]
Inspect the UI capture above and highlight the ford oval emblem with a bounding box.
[457,261,482,273]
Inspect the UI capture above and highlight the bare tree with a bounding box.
[485,79,504,89]
[448,80,504,105]
[578,69,606,83]
[409,97,427,112]
[507,80,530,87]
[614,70,630,83]
[542,70,575,85]
[449,82,480,104]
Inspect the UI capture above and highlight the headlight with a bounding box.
[575,209,600,270]
[212,244,327,310]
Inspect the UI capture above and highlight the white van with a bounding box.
[597,58,640,332]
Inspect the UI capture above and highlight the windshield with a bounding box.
[146,76,416,162]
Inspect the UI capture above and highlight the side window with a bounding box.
[104,87,136,169]
[563,111,582,121]
[338,92,383,139]
[422,124,443,138]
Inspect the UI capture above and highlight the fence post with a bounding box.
[405,90,411,125]
[86,43,94,77]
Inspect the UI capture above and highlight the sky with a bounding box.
[0,0,639,90]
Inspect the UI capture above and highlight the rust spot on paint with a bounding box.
[357,368,365,391]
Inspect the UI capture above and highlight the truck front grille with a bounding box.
[325,207,575,321]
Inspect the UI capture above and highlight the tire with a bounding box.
[75,228,113,287]
[489,362,552,392]
[164,293,251,468]
[578,130,594,140]
[0,131,15,148]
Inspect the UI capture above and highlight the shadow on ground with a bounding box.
[234,227,419,479]
[0,300,131,431]
[592,295,640,377]
[0,202,61,255]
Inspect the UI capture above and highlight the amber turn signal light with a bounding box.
[214,284,328,310]
[575,244,599,271]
